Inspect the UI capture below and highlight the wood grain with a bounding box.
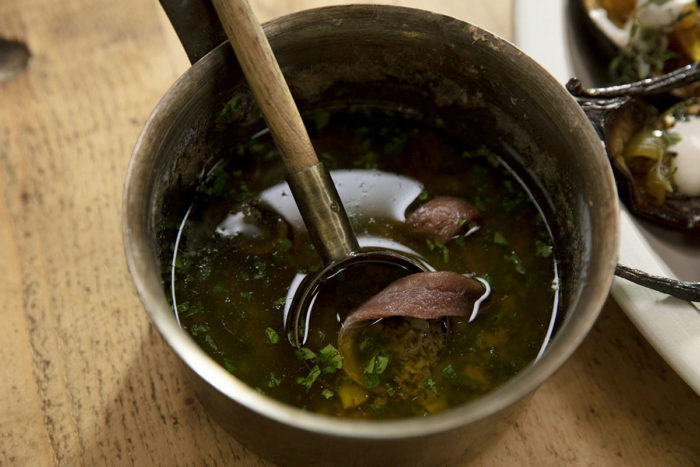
[0,0,698,465]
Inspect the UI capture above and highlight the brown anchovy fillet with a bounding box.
[406,196,479,242]
[340,271,485,331]
[338,271,486,392]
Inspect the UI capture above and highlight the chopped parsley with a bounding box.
[441,364,458,381]
[493,231,508,245]
[504,251,526,275]
[295,345,343,375]
[424,378,438,396]
[296,365,321,392]
[317,344,343,375]
[216,94,243,123]
[535,239,553,258]
[363,354,390,389]
[240,291,253,301]
[204,334,218,351]
[265,327,280,345]
[223,358,236,374]
[176,301,202,318]
[296,347,316,361]
[267,372,281,388]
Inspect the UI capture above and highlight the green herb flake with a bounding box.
[296,347,317,361]
[204,334,218,351]
[384,134,409,155]
[458,218,468,227]
[273,296,287,306]
[321,388,335,400]
[296,365,321,392]
[267,372,281,388]
[501,192,526,212]
[485,152,501,168]
[363,354,390,389]
[216,95,243,123]
[189,323,210,337]
[204,167,229,198]
[359,336,375,352]
[253,260,266,280]
[176,301,203,318]
[313,109,331,130]
[354,150,378,170]
[535,240,553,258]
[663,131,681,146]
[265,327,280,345]
[504,251,526,275]
[318,344,343,374]
[274,238,293,254]
[364,373,381,390]
[493,231,508,245]
[319,151,337,170]
[223,358,236,374]
[240,291,253,302]
[418,188,429,201]
[441,364,458,381]
[434,241,450,263]
[424,378,438,396]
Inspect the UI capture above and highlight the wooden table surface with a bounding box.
[1,0,699,465]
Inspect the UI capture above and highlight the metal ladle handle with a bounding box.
[567,62,700,99]
[210,0,359,264]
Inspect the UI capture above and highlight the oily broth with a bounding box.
[164,109,559,419]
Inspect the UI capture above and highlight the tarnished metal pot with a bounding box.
[122,5,618,466]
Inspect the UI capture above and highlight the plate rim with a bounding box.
[513,0,700,395]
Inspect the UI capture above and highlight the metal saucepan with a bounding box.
[124,4,621,466]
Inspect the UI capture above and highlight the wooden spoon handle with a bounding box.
[211,0,318,173]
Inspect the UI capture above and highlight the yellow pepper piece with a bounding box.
[463,365,489,388]
[623,129,667,162]
[674,25,700,62]
[418,390,448,414]
[597,0,636,26]
[337,380,369,409]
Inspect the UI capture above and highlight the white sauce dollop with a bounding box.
[589,0,694,48]
[637,0,693,28]
[670,118,700,197]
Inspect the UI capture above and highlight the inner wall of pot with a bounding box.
[152,7,613,335]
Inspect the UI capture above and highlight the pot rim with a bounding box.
[122,4,619,441]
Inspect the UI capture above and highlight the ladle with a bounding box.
[210,0,428,347]
[209,0,699,349]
